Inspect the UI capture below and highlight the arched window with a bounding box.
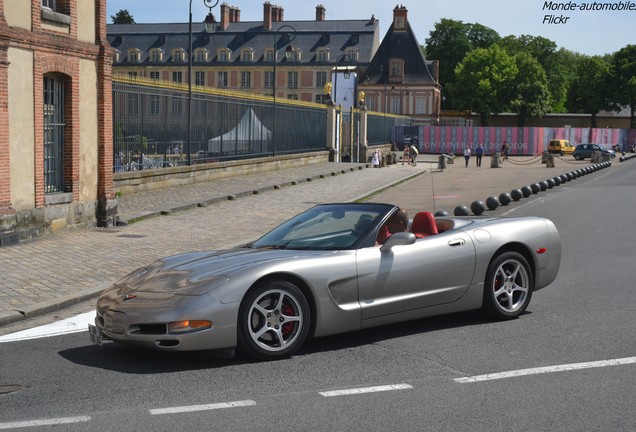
[43,74,66,194]
[195,48,208,62]
[241,48,254,62]
[127,48,142,63]
[150,49,163,63]
[172,49,186,63]
[317,48,329,62]
[290,48,301,62]
[217,48,231,62]
[345,48,358,62]
[264,48,275,63]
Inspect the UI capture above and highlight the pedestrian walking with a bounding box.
[475,143,484,167]
[463,147,471,167]
[500,141,509,161]
[409,144,419,167]
[371,149,381,168]
[402,146,410,165]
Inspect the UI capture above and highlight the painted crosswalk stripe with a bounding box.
[0,416,91,430]
[454,356,636,383]
[149,400,256,415]
[319,383,413,397]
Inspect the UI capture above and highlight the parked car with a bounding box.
[89,203,561,360]
[572,143,616,160]
[548,139,575,155]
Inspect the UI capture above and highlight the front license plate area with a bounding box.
[88,324,103,346]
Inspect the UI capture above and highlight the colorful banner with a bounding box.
[398,126,632,156]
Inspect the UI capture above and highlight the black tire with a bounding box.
[482,251,534,320]
[574,154,583,161]
[237,280,310,360]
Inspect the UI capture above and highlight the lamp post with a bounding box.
[272,24,296,156]
[188,0,219,165]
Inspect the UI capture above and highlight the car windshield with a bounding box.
[249,203,394,250]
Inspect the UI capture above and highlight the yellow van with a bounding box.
[548,139,575,155]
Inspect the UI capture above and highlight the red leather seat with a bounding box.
[410,211,438,238]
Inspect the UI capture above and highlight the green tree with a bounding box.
[466,23,500,49]
[111,9,135,24]
[425,19,472,110]
[499,35,567,112]
[611,45,636,128]
[509,52,551,126]
[566,56,615,128]
[452,45,517,126]
[425,20,499,110]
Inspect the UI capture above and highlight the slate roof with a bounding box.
[361,21,439,86]
[107,20,380,66]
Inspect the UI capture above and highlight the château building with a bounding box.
[0,0,115,245]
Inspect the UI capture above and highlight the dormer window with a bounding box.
[345,48,358,62]
[289,48,301,62]
[217,48,231,62]
[172,49,186,63]
[389,59,404,83]
[150,49,163,63]
[264,48,275,63]
[241,48,254,62]
[317,48,329,62]
[127,48,142,63]
[195,48,209,62]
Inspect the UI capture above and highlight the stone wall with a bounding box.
[114,151,331,195]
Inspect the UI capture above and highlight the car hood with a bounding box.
[116,247,334,296]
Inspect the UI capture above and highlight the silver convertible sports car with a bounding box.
[89,203,561,360]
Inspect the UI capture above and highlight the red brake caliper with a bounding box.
[281,304,295,337]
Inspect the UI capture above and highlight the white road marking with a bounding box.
[318,383,413,397]
[0,312,94,343]
[454,356,636,383]
[149,400,257,415]
[0,416,91,430]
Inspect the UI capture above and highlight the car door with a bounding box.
[356,232,476,320]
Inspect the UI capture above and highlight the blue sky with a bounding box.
[106,0,634,56]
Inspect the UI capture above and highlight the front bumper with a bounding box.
[91,285,239,351]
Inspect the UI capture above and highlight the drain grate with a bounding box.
[0,384,24,395]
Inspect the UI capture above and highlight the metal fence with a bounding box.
[112,77,329,172]
[366,111,412,147]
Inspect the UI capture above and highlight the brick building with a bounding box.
[359,5,441,122]
[108,3,380,105]
[0,0,116,245]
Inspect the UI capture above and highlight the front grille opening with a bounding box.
[156,340,179,347]
[131,324,167,335]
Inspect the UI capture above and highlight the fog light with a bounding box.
[168,320,212,333]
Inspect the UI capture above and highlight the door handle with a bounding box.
[449,238,466,247]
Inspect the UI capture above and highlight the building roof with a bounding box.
[107,19,380,66]
[361,21,439,86]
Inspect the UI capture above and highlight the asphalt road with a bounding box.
[0,161,635,431]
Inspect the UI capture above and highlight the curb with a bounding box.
[0,282,111,327]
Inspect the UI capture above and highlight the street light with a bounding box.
[188,0,219,165]
[272,24,296,156]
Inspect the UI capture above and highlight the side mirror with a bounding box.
[380,232,416,252]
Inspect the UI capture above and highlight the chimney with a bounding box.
[234,7,240,22]
[316,5,325,21]
[220,3,231,30]
[263,2,272,30]
[272,5,283,22]
[393,4,408,31]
